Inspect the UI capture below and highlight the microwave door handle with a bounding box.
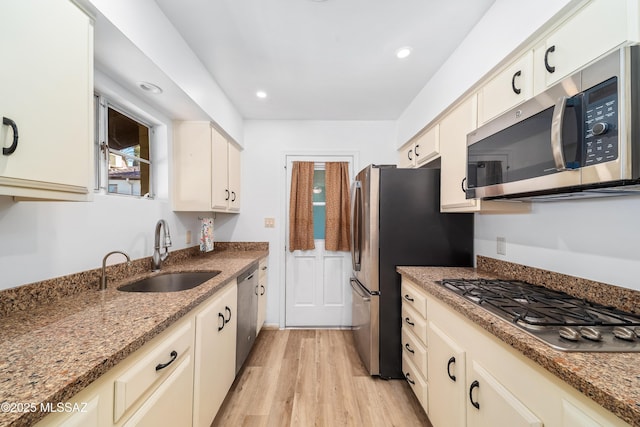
[551,96,569,171]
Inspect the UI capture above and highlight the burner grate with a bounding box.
[438,278,640,328]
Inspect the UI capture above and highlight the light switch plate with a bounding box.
[264,218,275,228]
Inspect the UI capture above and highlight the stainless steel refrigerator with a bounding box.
[350,165,473,379]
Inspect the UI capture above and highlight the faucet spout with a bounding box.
[152,219,172,271]
[101,251,131,291]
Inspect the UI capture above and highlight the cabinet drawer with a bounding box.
[402,353,428,413]
[114,321,193,422]
[402,304,427,347]
[401,279,427,318]
[402,327,427,379]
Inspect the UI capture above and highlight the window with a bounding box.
[312,168,326,239]
[95,95,153,197]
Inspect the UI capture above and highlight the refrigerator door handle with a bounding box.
[350,278,370,301]
[350,180,362,271]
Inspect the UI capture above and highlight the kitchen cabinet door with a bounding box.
[0,0,93,201]
[535,0,631,92]
[439,96,478,210]
[211,128,241,212]
[478,52,533,125]
[172,121,213,211]
[193,283,237,427]
[466,361,542,427]
[427,321,466,427]
[227,141,241,212]
[398,143,416,168]
[398,125,439,168]
[121,354,194,427]
[256,257,268,335]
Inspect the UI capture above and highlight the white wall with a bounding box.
[214,120,397,326]
[475,197,640,291]
[0,71,206,291]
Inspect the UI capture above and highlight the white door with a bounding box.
[285,155,353,327]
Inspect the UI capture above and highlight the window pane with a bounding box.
[106,107,150,196]
[313,205,325,239]
[312,170,325,202]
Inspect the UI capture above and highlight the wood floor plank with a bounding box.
[213,329,432,427]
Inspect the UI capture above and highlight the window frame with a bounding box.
[94,93,154,198]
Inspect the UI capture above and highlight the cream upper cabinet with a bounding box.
[439,96,478,211]
[534,0,635,92]
[0,0,93,201]
[172,121,241,213]
[398,125,440,168]
[211,129,241,212]
[398,143,416,168]
[478,52,533,126]
[193,283,237,427]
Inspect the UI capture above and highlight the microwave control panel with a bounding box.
[583,77,618,166]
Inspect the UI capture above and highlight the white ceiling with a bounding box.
[151,0,496,121]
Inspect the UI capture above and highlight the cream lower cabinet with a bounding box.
[37,281,242,427]
[400,275,631,427]
[193,282,237,427]
[256,257,268,335]
[429,318,542,427]
[401,279,429,412]
[0,0,93,201]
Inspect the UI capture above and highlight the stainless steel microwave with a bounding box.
[466,45,640,200]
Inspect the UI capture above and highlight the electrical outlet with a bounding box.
[496,237,506,255]
[186,230,192,245]
[264,218,275,228]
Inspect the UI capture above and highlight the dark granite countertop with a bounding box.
[0,244,268,427]
[397,262,640,427]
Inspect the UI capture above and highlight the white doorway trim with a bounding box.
[278,151,359,328]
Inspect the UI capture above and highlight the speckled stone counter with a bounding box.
[397,261,640,427]
[0,243,268,427]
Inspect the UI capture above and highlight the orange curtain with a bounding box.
[289,161,315,251]
[325,162,351,252]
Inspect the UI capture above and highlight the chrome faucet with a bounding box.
[151,219,172,271]
[101,251,131,290]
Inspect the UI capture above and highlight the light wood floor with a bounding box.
[212,329,432,427]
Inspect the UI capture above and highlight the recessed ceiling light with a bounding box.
[256,90,268,99]
[138,81,163,94]
[396,47,412,59]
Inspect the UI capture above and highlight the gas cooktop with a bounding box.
[437,278,640,352]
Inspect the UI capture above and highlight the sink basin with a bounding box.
[117,271,221,293]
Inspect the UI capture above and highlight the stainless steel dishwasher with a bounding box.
[236,263,258,374]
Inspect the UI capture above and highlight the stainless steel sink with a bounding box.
[117,271,221,292]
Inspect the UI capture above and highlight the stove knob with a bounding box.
[559,326,580,341]
[579,326,603,342]
[613,326,636,341]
